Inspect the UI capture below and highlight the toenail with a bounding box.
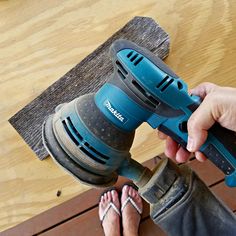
[111,190,115,195]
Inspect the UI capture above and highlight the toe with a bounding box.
[134,189,140,200]
[129,187,143,212]
[111,190,120,207]
[121,185,129,204]
[107,191,111,202]
[134,192,143,212]
[101,195,105,204]
[111,190,119,202]
[131,187,136,198]
[111,190,118,200]
[104,193,108,202]
[99,196,105,220]
[100,196,104,208]
[128,186,133,196]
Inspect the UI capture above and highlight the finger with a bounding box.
[157,130,168,140]
[195,151,207,162]
[175,146,191,163]
[165,136,179,159]
[187,95,216,152]
[189,82,217,99]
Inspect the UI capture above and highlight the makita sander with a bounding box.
[42,39,236,197]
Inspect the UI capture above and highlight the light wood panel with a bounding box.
[1,0,236,231]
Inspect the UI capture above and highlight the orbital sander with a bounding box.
[42,39,236,199]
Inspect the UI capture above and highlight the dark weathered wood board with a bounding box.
[9,16,170,160]
[39,208,165,236]
[2,156,235,236]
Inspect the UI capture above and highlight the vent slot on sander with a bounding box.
[126,51,144,66]
[116,60,128,75]
[62,117,109,165]
[131,80,160,108]
[115,56,159,110]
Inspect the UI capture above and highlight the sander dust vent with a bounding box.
[62,116,109,165]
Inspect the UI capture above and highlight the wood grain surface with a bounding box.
[1,0,236,232]
[9,16,169,160]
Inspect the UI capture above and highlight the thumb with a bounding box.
[187,96,216,152]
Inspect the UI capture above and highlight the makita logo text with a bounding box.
[104,100,126,123]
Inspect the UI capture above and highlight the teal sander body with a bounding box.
[42,39,236,187]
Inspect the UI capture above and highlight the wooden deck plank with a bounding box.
[139,218,166,236]
[212,182,236,211]
[188,159,224,186]
[39,210,166,236]
[39,208,103,236]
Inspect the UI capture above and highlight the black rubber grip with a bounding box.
[209,123,236,162]
[159,123,236,176]
[202,123,236,175]
[201,144,234,175]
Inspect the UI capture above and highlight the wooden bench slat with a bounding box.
[139,218,166,236]
[211,182,236,211]
[39,208,164,236]
[40,208,102,236]
[188,159,224,186]
[39,210,165,236]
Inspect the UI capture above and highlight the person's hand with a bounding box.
[158,82,236,163]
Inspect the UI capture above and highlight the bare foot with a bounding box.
[121,185,143,236]
[99,189,121,236]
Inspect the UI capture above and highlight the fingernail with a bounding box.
[187,137,195,152]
